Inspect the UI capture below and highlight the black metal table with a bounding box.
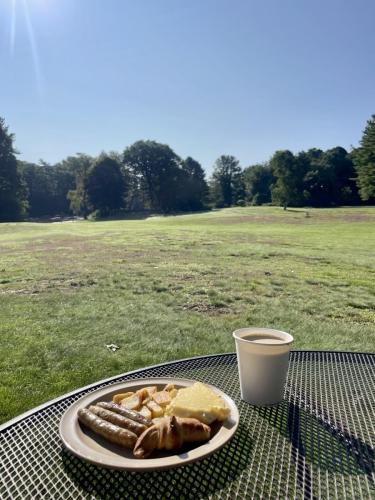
[1,351,374,499]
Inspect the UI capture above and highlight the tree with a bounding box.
[19,160,76,217]
[53,162,77,214]
[270,150,306,207]
[179,157,208,210]
[123,140,182,213]
[302,147,359,207]
[86,155,125,214]
[321,147,358,205]
[243,163,274,205]
[0,117,27,221]
[65,154,93,218]
[352,114,375,201]
[210,155,245,207]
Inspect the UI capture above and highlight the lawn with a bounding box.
[0,206,374,424]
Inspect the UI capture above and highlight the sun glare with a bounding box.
[10,0,16,56]
[10,0,44,97]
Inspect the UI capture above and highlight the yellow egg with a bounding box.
[165,382,229,424]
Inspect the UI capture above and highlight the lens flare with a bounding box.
[22,0,44,97]
[10,0,16,56]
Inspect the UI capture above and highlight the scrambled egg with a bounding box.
[165,382,230,424]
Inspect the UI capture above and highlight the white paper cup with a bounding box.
[233,327,294,406]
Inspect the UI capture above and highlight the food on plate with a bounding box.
[96,401,152,427]
[77,408,137,448]
[112,392,134,404]
[88,405,147,436]
[133,415,211,459]
[137,386,157,401]
[113,384,176,420]
[164,383,175,391]
[146,400,164,418]
[165,382,230,424]
[77,381,230,459]
[119,394,141,411]
[152,390,172,407]
[138,405,152,420]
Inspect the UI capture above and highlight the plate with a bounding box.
[59,377,239,471]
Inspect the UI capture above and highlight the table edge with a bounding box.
[1,349,374,432]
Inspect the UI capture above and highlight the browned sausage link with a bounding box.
[89,405,147,436]
[96,401,153,427]
[77,408,137,448]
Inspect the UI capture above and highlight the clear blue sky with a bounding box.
[1,0,375,174]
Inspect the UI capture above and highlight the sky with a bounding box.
[1,0,375,174]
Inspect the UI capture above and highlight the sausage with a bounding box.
[96,401,153,427]
[77,408,137,449]
[88,405,147,436]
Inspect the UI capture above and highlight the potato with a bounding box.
[146,400,164,418]
[139,405,152,420]
[169,388,178,399]
[152,391,171,407]
[120,394,141,410]
[112,392,134,404]
[136,388,151,402]
[164,383,175,392]
[144,386,157,395]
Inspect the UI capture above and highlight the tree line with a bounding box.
[1,114,374,221]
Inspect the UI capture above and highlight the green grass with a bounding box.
[1,206,374,423]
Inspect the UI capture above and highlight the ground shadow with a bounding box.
[254,398,375,498]
[62,422,252,499]
[285,208,310,216]
[21,208,226,224]
[26,216,82,223]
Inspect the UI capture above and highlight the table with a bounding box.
[1,351,374,499]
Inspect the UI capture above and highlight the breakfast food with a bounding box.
[133,415,211,458]
[77,408,137,448]
[96,401,153,427]
[77,381,230,459]
[165,382,230,424]
[89,405,148,436]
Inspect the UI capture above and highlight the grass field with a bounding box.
[1,206,374,424]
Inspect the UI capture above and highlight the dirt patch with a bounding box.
[181,302,232,315]
[216,216,293,225]
[316,213,375,223]
[0,277,98,295]
[170,274,196,281]
[23,237,101,254]
[207,211,375,225]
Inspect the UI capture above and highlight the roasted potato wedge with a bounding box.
[152,391,171,407]
[112,392,134,404]
[120,394,141,411]
[146,400,164,418]
[136,388,151,402]
[140,386,157,396]
[164,383,175,392]
[139,405,152,420]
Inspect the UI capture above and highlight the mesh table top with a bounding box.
[0,351,374,499]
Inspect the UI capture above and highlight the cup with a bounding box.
[233,327,294,405]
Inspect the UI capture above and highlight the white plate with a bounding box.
[59,378,239,471]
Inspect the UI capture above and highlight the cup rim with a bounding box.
[232,327,294,346]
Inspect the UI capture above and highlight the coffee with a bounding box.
[233,327,294,405]
[242,334,284,345]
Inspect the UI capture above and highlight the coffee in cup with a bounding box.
[233,327,294,405]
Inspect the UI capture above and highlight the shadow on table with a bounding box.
[254,400,374,493]
[61,422,253,499]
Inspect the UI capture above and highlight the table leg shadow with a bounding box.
[254,396,375,499]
